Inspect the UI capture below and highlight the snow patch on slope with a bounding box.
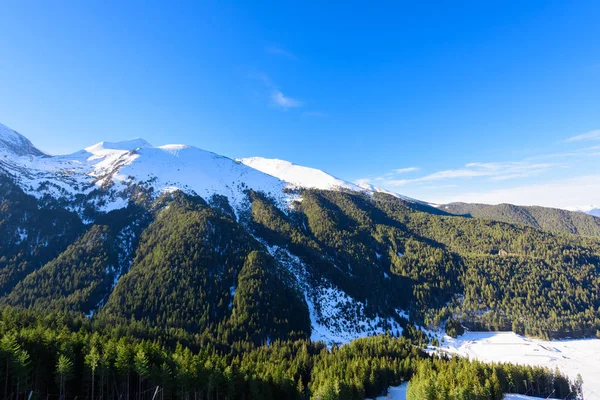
[262,243,404,345]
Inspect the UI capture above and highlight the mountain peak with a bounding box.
[0,123,45,157]
[84,138,152,154]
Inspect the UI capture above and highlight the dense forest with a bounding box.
[0,308,578,400]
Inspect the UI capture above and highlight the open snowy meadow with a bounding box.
[366,383,560,400]
[368,331,599,400]
[440,332,599,399]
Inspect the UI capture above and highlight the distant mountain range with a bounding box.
[440,202,600,236]
[570,205,600,217]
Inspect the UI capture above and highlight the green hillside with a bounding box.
[443,202,600,236]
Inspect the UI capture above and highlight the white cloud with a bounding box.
[563,129,600,142]
[525,145,600,160]
[392,167,419,174]
[364,161,553,188]
[357,131,600,210]
[252,72,303,110]
[420,184,458,190]
[435,175,600,210]
[356,166,420,187]
[271,90,302,109]
[266,45,298,60]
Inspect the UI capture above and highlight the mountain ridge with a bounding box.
[442,201,600,236]
[2,121,593,220]
[0,122,46,157]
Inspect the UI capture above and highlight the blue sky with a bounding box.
[1,1,599,208]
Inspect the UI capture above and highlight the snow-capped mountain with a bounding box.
[0,123,288,213]
[238,156,365,192]
[1,123,415,217]
[0,123,45,157]
[238,156,414,201]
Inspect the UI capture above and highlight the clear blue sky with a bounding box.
[1,1,599,207]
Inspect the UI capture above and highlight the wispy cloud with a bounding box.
[421,184,458,190]
[435,175,600,210]
[266,45,298,60]
[359,161,553,188]
[355,166,420,186]
[253,72,274,88]
[392,167,419,174]
[526,145,600,160]
[271,90,302,109]
[356,130,600,210]
[563,129,600,143]
[252,72,303,110]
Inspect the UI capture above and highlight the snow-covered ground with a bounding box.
[262,243,406,345]
[238,156,368,192]
[439,332,598,399]
[238,156,416,201]
[366,383,408,400]
[365,383,555,400]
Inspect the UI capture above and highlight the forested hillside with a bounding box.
[443,202,600,236]
[2,173,600,342]
[2,157,597,398]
